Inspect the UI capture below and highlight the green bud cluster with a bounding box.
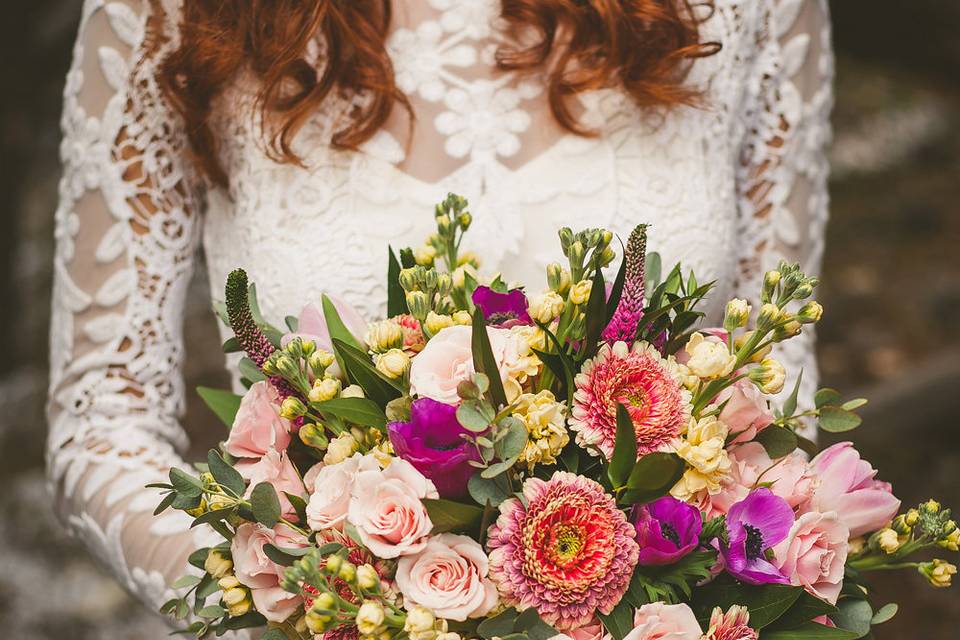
[557,226,616,283]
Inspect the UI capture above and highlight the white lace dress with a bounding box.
[48,0,833,631]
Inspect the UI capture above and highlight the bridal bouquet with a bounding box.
[154,194,957,640]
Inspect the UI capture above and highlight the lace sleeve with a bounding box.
[734,0,834,415]
[47,0,215,615]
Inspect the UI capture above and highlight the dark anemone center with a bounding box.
[487,311,518,325]
[660,522,682,548]
[744,523,765,560]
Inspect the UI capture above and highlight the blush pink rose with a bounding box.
[347,458,439,558]
[568,619,610,640]
[409,325,525,404]
[772,510,849,604]
[805,442,900,537]
[734,444,816,508]
[395,533,499,621]
[717,379,774,444]
[224,381,292,459]
[236,449,306,520]
[281,299,367,377]
[231,523,308,622]
[306,453,380,531]
[624,603,703,640]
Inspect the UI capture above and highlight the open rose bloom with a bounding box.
[154,207,956,640]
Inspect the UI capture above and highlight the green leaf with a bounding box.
[250,482,281,528]
[796,434,819,457]
[769,591,839,629]
[608,404,638,487]
[222,337,241,353]
[388,247,409,317]
[645,252,662,291]
[480,456,519,479]
[692,583,802,630]
[842,398,868,411]
[477,608,519,639]
[262,543,311,566]
[814,388,842,408]
[172,575,202,589]
[535,321,577,405]
[207,449,246,498]
[423,498,484,533]
[621,452,685,504]
[782,370,803,418]
[169,468,203,497]
[316,397,388,430]
[198,605,226,619]
[763,624,860,640]
[196,386,243,428]
[323,293,364,377]
[831,598,873,639]
[220,611,267,630]
[471,311,508,408]
[238,357,266,383]
[819,406,862,433]
[754,425,799,459]
[581,268,607,358]
[285,315,299,332]
[871,603,897,625]
[332,338,403,405]
[597,600,635,640]
[261,630,288,640]
[468,474,512,507]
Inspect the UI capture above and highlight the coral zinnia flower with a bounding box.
[486,472,639,630]
[571,341,691,458]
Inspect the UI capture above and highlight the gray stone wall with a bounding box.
[1,1,957,637]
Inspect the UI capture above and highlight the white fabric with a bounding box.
[48,0,833,629]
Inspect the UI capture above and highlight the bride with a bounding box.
[48,0,832,629]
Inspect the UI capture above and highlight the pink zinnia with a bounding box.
[487,472,639,630]
[703,605,758,640]
[571,341,690,458]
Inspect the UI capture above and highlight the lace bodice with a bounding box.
[48,0,833,632]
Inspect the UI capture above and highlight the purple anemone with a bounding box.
[721,488,794,585]
[471,286,532,327]
[632,496,703,565]
[387,398,480,498]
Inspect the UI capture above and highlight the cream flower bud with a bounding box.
[568,240,586,265]
[877,528,901,554]
[204,549,233,579]
[922,499,942,515]
[310,377,342,403]
[684,332,736,379]
[452,310,472,325]
[341,384,365,398]
[399,267,418,292]
[406,291,431,320]
[356,563,379,590]
[405,606,436,633]
[208,493,233,511]
[774,319,802,341]
[569,279,593,305]
[218,575,240,590]
[750,358,786,394]
[338,561,357,582]
[425,311,455,335]
[939,527,960,552]
[757,303,780,330]
[299,423,329,450]
[305,610,331,634]
[414,246,437,267]
[546,262,572,295]
[734,330,772,363]
[324,433,359,465]
[528,291,565,324]
[376,348,410,379]
[436,273,453,296]
[723,298,752,330]
[921,559,956,588]
[280,396,308,419]
[222,586,247,607]
[356,601,386,635]
[764,269,782,289]
[311,592,336,613]
[366,320,404,353]
[309,349,336,376]
[458,211,472,229]
[848,536,866,555]
[437,633,461,640]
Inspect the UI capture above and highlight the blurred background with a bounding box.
[1,1,958,637]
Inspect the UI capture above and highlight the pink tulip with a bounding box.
[805,442,900,537]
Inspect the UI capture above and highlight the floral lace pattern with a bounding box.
[48,0,832,633]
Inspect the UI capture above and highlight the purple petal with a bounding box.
[735,558,791,586]
[730,488,795,547]
[471,286,532,326]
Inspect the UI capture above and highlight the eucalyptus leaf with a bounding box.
[457,401,494,432]
[831,598,873,639]
[754,425,799,459]
[250,482,282,528]
[500,420,528,459]
[870,603,897,625]
[207,450,246,498]
[814,388,842,408]
[468,474,511,507]
[481,456,519,478]
[819,406,862,433]
[169,468,203,497]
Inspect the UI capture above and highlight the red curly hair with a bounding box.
[160,1,719,186]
